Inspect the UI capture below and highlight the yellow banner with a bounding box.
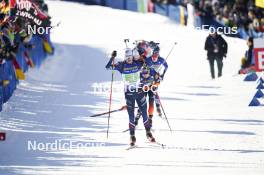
[180,6,185,25]
[256,0,264,8]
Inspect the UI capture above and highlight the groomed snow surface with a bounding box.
[0,1,264,175]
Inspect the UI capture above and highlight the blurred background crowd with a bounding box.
[152,0,264,38]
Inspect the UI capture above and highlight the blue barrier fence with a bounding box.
[63,0,263,39]
[63,0,187,23]
[0,35,52,111]
[154,3,168,16]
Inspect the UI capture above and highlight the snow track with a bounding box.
[0,1,263,175]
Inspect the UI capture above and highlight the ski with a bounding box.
[122,128,130,133]
[122,127,155,133]
[146,141,166,149]
[126,145,138,150]
[89,105,127,117]
[126,142,166,150]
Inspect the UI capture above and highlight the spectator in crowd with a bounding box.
[238,37,256,74]
[193,0,264,38]
[0,0,51,61]
[151,0,264,39]
[0,0,53,109]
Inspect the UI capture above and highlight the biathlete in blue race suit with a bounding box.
[105,48,156,146]
[145,46,168,117]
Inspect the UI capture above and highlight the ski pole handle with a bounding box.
[124,39,129,48]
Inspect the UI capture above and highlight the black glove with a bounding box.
[155,73,160,80]
[111,50,117,58]
[160,74,164,80]
[155,73,163,81]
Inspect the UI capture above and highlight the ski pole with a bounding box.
[90,106,139,118]
[157,42,177,73]
[165,42,177,60]
[90,106,127,117]
[106,54,116,139]
[156,93,172,133]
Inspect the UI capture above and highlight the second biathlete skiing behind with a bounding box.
[145,46,168,117]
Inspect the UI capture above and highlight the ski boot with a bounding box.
[130,135,136,146]
[146,131,156,143]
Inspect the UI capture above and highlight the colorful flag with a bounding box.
[43,39,53,54]
[9,0,16,9]
[11,0,51,27]
[12,58,25,80]
[256,0,264,8]
[24,51,35,68]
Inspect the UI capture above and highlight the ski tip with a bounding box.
[126,145,137,150]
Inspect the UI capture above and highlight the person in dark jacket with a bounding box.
[204,31,228,79]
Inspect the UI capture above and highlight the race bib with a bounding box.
[122,72,140,85]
